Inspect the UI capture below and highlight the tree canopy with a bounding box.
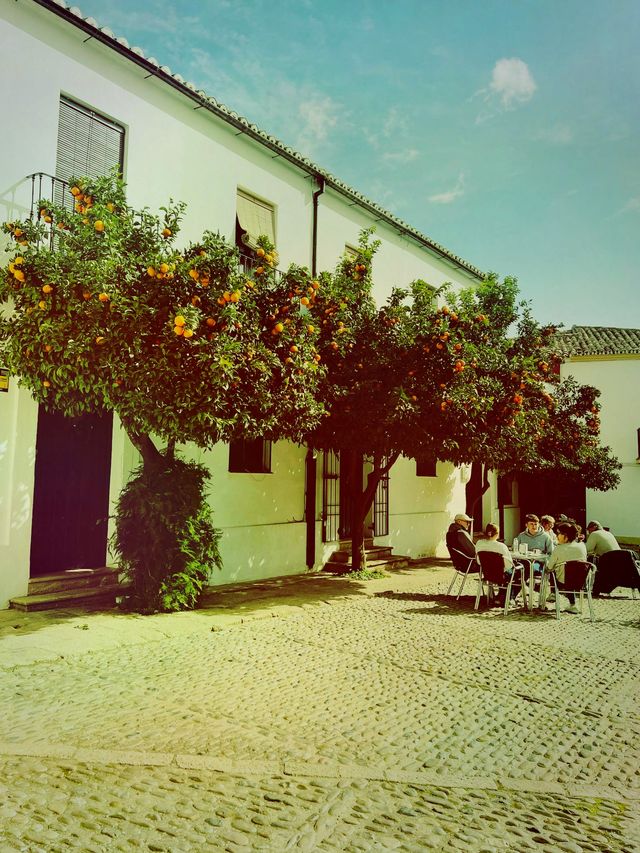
[1,177,621,582]
[1,172,336,463]
[305,232,620,566]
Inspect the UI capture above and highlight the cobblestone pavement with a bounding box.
[0,565,639,851]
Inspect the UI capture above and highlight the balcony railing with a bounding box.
[27,172,72,219]
[26,173,283,279]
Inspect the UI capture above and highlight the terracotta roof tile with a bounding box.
[554,326,640,357]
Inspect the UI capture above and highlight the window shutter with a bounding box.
[56,97,125,185]
[236,190,275,249]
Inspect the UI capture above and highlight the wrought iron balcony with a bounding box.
[25,173,283,278]
[27,172,72,220]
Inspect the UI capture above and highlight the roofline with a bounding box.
[30,0,484,281]
[562,353,640,362]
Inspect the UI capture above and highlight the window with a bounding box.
[344,244,358,260]
[56,97,124,193]
[229,438,272,473]
[498,475,515,506]
[416,457,437,477]
[236,190,276,253]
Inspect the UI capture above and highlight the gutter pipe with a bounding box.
[305,175,325,569]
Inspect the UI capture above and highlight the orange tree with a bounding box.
[307,232,620,570]
[0,173,332,610]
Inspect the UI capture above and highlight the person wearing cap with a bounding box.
[446,512,476,560]
[517,514,554,556]
[585,521,620,559]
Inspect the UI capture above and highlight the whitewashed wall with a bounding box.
[0,2,479,605]
[561,357,640,541]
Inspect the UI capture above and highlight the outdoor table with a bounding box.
[509,551,548,610]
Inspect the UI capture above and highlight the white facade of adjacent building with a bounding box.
[0,0,486,609]
[556,327,640,544]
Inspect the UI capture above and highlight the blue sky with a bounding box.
[74,0,640,330]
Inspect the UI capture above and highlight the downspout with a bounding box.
[305,175,325,568]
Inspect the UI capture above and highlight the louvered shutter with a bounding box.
[236,190,276,249]
[55,98,124,207]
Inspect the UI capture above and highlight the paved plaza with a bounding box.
[0,562,639,852]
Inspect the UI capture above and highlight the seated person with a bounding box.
[518,514,554,555]
[543,522,588,613]
[541,515,558,546]
[446,512,476,560]
[517,513,554,574]
[585,520,620,560]
[476,522,522,605]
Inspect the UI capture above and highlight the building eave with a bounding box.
[29,0,485,282]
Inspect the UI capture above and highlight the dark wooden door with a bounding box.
[30,407,113,576]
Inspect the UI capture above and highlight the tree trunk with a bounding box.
[466,463,491,536]
[349,451,399,573]
[121,422,162,469]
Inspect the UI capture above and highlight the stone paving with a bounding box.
[0,564,639,851]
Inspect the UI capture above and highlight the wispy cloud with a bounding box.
[475,58,537,123]
[296,96,341,154]
[382,149,420,163]
[428,173,465,204]
[621,196,640,214]
[185,50,347,160]
[536,124,573,144]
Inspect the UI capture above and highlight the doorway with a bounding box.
[30,407,113,576]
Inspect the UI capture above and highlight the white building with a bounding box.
[555,327,640,544]
[507,327,640,546]
[0,0,486,609]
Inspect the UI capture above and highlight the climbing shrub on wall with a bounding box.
[112,456,221,613]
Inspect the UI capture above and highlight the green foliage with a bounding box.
[348,568,389,580]
[306,236,620,492]
[112,456,221,613]
[0,171,331,447]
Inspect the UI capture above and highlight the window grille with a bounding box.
[373,466,389,537]
[322,451,340,542]
[229,438,272,473]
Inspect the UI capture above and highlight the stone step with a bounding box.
[323,555,411,576]
[330,546,393,564]
[27,566,120,596]
[9,584,128,613]
[333,538,375,553]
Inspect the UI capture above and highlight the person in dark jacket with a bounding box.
[446,512,476,560]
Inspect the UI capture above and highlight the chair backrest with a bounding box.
[593,548,640,594]
[477,550,507,584]
[563,560,593,592]
[446,545,473,573]
[598,549,640,585]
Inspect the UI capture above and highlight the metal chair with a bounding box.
[592,549,640,598]
[474,550,528,616]
[446,546,479,599]
[546,560,597,621]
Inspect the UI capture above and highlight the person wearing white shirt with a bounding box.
[544,522,587,613]
[475,522,521,605]
[585,520,620,559]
